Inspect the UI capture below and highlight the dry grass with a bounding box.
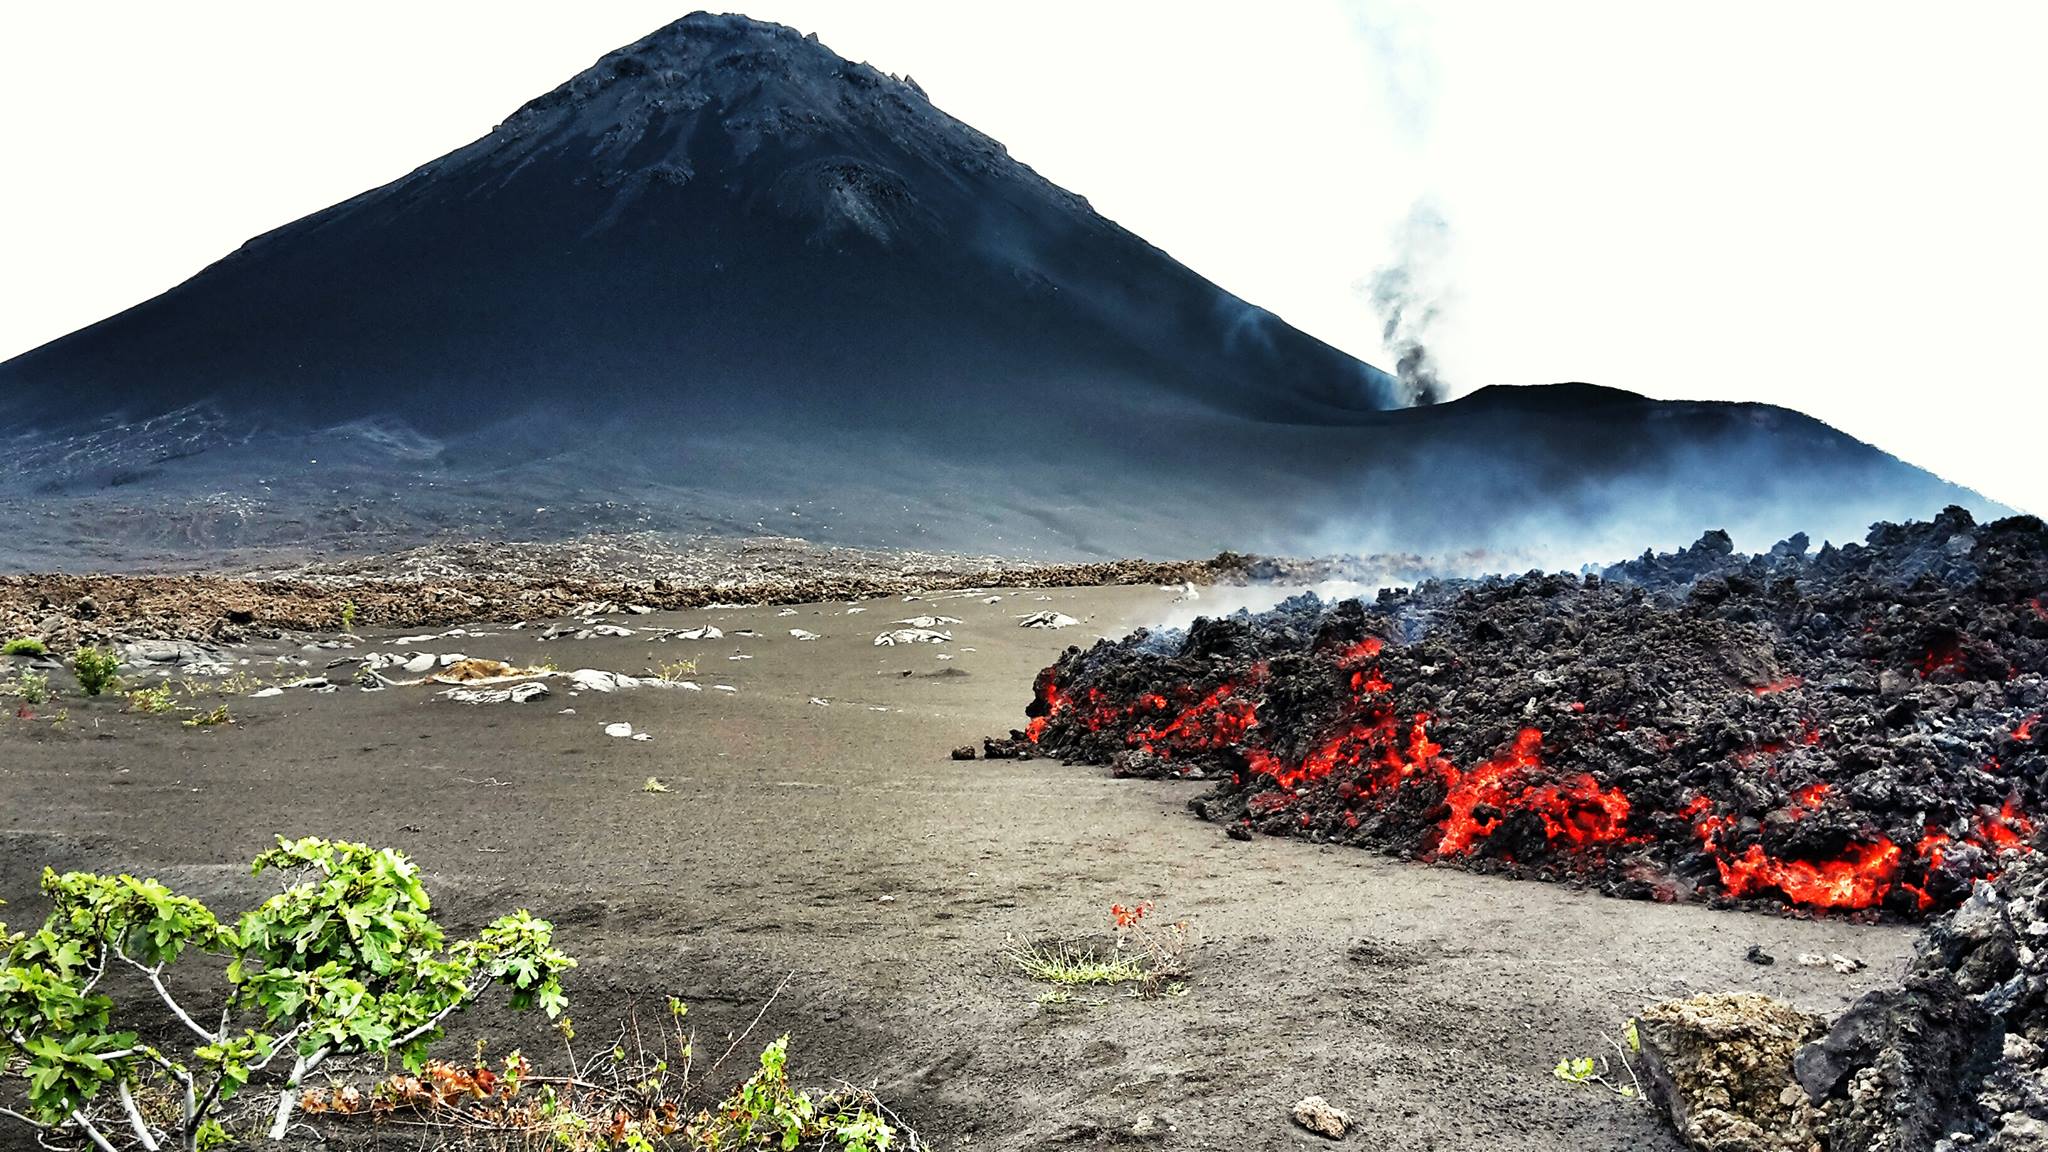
[1005,943,1146,987]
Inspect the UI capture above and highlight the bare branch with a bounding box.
[114,951,218,1045]
[115,1082,162,1151]
[65,1110,122,1152]
[698,970,794,1087]
[80,948,110,997]
[265,1046,330,1142]
[247,1025,308,1075]
[388,975,490,1050]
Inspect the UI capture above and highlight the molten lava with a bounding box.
[1026,649,1633,864]
[1005,512,2048,920]
[1716,839,1904,911]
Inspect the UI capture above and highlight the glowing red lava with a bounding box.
[1031,653,1632,862]
[1921,639,1967,677]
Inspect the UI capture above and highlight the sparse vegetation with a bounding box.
[643,776,671,793]
[651,658,699,684]
[1005,943,1145,987]
[1008,903,1191,997]
[176,671,265,698]
[71,645,121,696]
[7,669,50,705]
[128,684,177,714]
[0,837,575,1150]
[299,988,905,1150]
[183,704,233,728]
[1110,901,1191,995]
[3,637,47,657]
[1553,1021,1646,1101]
[339,600,357,633]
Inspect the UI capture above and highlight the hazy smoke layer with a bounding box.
[1369,201,1452,406]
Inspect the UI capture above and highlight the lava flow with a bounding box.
[988,509,2048,920]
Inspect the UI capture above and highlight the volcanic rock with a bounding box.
[1794,978,2000,1150]
[1791,853,2048,1150]
[1008,508,2048,918]
[1634,993,1827,1152]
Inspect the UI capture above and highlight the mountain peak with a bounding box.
[0,14,1995,568]
[499,11,939,154]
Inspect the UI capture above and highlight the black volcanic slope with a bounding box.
[0,14,1997,569]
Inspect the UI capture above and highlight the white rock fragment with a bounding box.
[777,608,799,617]
[604,722,635,738]
[788,629,821,641]
[714,685,737,693]
[809,696,831,707]
[1291,1096,1350,1139]
[874,628,952,646]
[982,596,1003,604]
[674,626,724,640]
[1017,611,1079,629]
[894,616,962,628]
[441,682,551,705]
[567,669,631,693]
[250,687,284,698]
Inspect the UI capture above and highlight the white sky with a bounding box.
[3,2,2042,513]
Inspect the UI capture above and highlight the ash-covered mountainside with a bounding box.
[0,14,1998,569]
[996,507,2048,920]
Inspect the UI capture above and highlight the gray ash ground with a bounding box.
[996,507,2048,920]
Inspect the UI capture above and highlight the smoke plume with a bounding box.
[1368,201,1453,406]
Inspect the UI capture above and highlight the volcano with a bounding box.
[0,13,1999,570]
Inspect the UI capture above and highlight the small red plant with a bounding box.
[1110,901,1189,995]
[1110,901,1150,929]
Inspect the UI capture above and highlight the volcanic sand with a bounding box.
[0,584,1915,1149]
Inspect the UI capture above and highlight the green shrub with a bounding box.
[127,684,176,714]
[6,670,49,705]
[70,646,121,696]
[0,836,575,1149]
[182,704,232,728]
[2,637,46,657]
[691,1035,897,1151]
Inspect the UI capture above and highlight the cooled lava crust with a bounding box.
[996,507,2047,919]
